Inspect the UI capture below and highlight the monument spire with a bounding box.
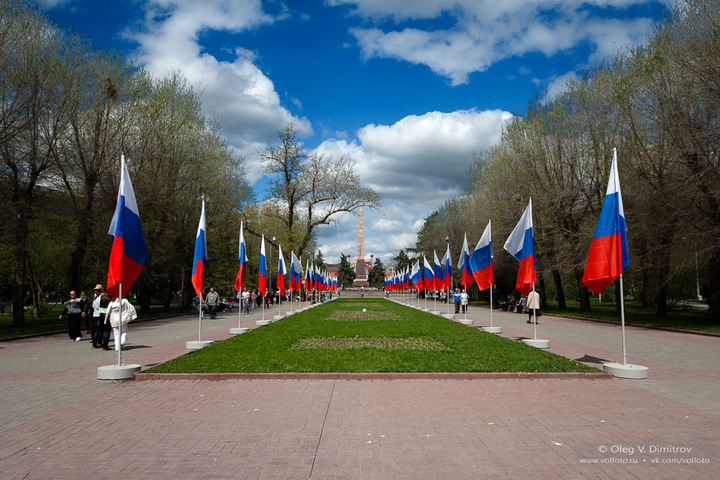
[354,208,369,287]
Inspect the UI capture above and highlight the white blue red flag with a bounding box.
[258,235,267,295]
[234,221,248,293]
[442,244,452,292]
[107,155,146,298]
[191,199,207,297]
[583,149,629,294]
[290,252,303,292]
[305,260,313,291]
[433,250,444,291]
[457,233,472,289]
[423,256,434,292]
[469,220,494,291]
[411,260,421,290]
[277,244,286,293]
[504,199,536,295]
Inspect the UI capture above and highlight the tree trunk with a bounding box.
[538,273,547,309]
[615,278,622,314]
[707,251,720,324]
[11,199,30,328]
[69,212,92,292]
[551,269,566,309]
[574,267,591,311]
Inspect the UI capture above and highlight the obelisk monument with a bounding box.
[354,208,369,287]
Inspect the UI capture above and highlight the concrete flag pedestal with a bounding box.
[442,314,455,320]
[229,327,249,335]
[522,338,550,349]
[458,318,473,325]
[256,319,271,326]
[482,326,502,334]
[186,340,213,350]
[273,315,285,320]
[603,362,649,379]
[429,310,441,316]
[97,363,141,380]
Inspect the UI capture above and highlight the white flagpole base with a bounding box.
[429,310,441,315]
[256,319,271,326]
[522,338,550,349]
[458,318,473,325]
[603,362,649,379]
[97,364,141,380]
[442,314,455,320]
[186,340,213,350]
[482,326,502,334]
[273,314,285,320]
[229,327,249,335]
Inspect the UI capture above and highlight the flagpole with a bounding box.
[532,283,537,341]
[118,282,123,367]
[198,291,203,341]
[238,289,242,327]
[620,274,627,365]
[489,284,493,328]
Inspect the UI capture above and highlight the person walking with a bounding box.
[453,289,461,314]
[460,289,469,314]
[104,294,137,351]
[87,284,104,349]
[527,289,540,324]
[97,292,113,351]
[206,287,220,319]
[59,291,85,341]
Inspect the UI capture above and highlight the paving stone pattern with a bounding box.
[0,297,718,479]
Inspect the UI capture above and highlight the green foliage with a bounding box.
[337,252,355,288]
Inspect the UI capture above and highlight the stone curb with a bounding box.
[133,371,612,381]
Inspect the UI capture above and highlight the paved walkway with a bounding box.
[0,297,717,479]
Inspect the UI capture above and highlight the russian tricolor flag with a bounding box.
[234,221,247,293]
[504,199,536,295]
[277,244,286,294]
[305,260,313,291]
[442,244,452,292]
[423,256,434,291]
[458,234,472,289]
[107,155,147,298]
[433,250,444,292]
[469,220,494,291]
[411,260,421,291]
[582,149,629,295]
[191,199,207,297]
[258,235,267,295]
[290,252,302,292]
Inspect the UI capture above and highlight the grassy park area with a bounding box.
[144,298,599,374]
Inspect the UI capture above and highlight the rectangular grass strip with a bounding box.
[325,310,404,321]
[291,336,451,351]
[144,298,602,374]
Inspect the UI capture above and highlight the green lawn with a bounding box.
[145,298,599,374]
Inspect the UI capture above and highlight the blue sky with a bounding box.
[39,0,671,265]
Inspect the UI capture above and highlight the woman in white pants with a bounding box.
[104,295,137,350]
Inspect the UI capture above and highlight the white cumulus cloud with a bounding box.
[123,0,311,184]
[334,0,668,85]
[313,108,512,263]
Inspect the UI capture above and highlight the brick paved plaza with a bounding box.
[1,297,717,479]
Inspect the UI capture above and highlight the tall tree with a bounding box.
[0,1,83,326]
[369,257,386,289]
[256,124,381,257]
[337,252,355,289]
